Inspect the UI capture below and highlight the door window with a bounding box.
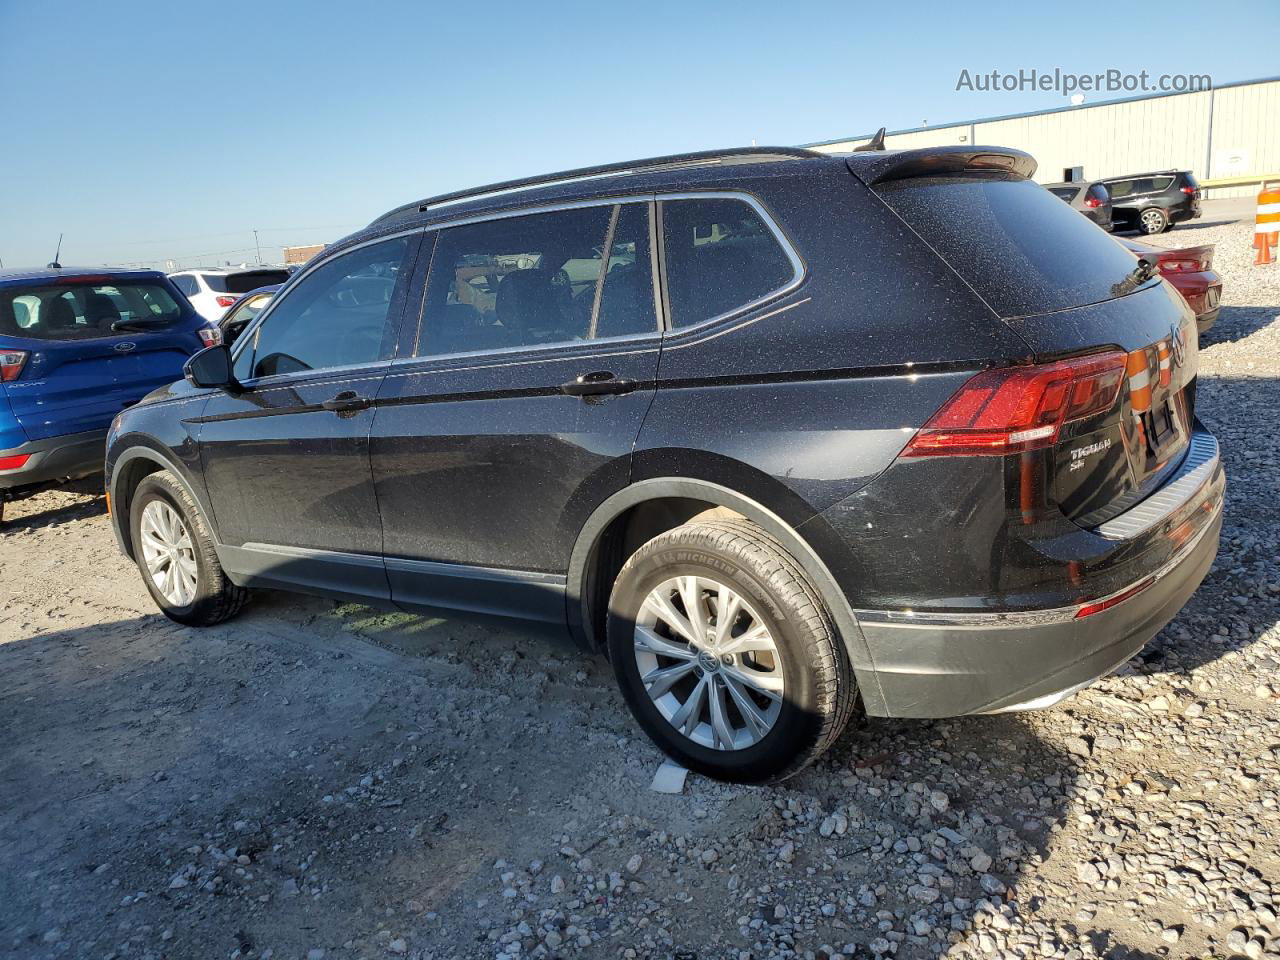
[660,197,797,328]
[234,236,410,380]
[415,203,657,358]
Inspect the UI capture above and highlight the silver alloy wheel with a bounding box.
[634,575,784,751]
[139,499,198,607]
[1141,209,1166,234]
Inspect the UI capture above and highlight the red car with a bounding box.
[1120,237,1221,334]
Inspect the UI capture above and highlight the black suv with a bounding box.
[105,146,1224,783]
[1100,170,1202,234]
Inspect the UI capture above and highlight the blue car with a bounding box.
[0,267,216,520]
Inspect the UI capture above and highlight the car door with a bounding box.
[370,200,661,622]
[197,232,421,601]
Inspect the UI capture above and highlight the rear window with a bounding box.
[1087,183,1110,203]
[875,174,1151,318]
[1048,186,1079,201]
[0,281,184,341]
[1181,172,1200,189]
[204,270,290,294]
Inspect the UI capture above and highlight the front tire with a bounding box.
[130,471,248,626]
[606,519,855,783]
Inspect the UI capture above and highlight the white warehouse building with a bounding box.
[807,75,1279,198]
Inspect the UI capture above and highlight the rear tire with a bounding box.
[1139,208,1169,235]
[130,470,248,626]
[606,519,855,783]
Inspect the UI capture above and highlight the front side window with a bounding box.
[235,236,409,380]
[0,281,183,340]
[416,203,656,358]
[661,197,796,329]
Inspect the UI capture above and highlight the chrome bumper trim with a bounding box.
[1095,432,1219,540]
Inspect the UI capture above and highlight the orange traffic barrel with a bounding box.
[1255,183,1280,265]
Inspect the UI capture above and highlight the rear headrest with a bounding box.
[84,292,121,330]
[496,268,560,333]
[43,297,79,330]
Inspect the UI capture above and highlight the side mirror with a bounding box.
[184,344,237,390]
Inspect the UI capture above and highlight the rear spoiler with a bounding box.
[848,145,1037,186]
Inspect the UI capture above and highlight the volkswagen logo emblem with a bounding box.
[113,341,137,353]
[1168,322,1187,368]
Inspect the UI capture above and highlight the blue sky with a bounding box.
[1,0,1277,269]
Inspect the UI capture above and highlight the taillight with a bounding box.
[0,453,31,471]
[1159,258,1201,272]
[198,326,223,347]
[215,296,237,308]
[1180,186,1196,195]
[902,352,1128,457]
[0,349,28,382]
[1085,196,1103,208]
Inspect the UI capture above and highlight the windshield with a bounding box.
[874,174,1152,318]
[0,280,184,341]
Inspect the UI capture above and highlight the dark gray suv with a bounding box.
[105,145,1224,782]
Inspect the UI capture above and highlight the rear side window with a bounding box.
[1106,179,1135,199]
[0,281,184,340]
[661,197,796,329]
[170,274,198,296]
[235,237,409,379]
[416,202,657,358]
[205,270,290,294]
[874,174,1150,318]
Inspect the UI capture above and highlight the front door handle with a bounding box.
[321,391,372,412]
[559,371,637,397]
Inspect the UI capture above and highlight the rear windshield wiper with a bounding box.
[1110,257,1158,298]
[111,317,174,332]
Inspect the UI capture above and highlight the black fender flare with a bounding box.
[565,477,884,706]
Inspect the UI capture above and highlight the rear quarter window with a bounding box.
[660,197,798,328]
[874,174,1149,318]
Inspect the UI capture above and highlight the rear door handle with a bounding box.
[321,391,372,412]
[559,371,637,397]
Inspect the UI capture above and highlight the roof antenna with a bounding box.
[854,127,887,152]
[48,233,63,269]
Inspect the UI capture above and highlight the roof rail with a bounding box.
[371,146,823,225]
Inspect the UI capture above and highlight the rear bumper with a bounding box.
[855,504,1221,717]
[0,429,106,497]
[852,432,1225,719]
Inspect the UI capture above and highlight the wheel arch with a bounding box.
[566,476,883,707]
[109,445,215,560]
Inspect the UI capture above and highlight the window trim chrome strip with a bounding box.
[228,190,807,389]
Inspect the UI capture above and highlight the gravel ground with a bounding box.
[2,218,1278,960]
